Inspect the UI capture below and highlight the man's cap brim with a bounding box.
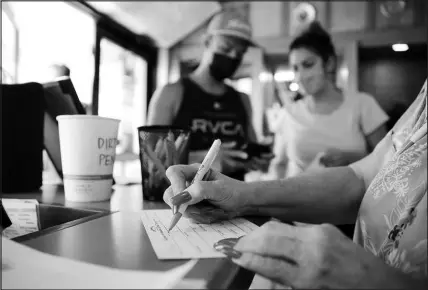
[210,30,259,47]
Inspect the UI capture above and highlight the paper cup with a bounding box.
[57,115,120,202]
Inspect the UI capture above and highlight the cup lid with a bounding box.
[56,115,120,123]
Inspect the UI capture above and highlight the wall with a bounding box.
[359,43,427,130]
[174,0,426,57]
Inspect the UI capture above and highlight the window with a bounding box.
[1,6,17,83]
[9,2,95,106]
[4,1,157,185]
[98,38,148,184]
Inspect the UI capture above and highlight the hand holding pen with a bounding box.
[167,139,222,232]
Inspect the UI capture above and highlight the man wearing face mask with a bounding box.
[147,11,272,180]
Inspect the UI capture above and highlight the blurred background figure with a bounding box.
[267,21,389,180]
[147,10,272,181]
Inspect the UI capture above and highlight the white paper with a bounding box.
[141,210,259,259]
[1,237,197,289]
[2,199,40,239]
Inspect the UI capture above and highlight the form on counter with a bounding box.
[141,210,259,259]
[2,199,40,239]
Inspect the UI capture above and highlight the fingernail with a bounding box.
[202,169,212,181]
[170,191,191,205]
[172,205,179,215]
[213,236,241,249]
[214,244,242,259]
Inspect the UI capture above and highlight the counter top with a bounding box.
[2,185,267,289]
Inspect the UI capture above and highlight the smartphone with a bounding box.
[243,142,272,159]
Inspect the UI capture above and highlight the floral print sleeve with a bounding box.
[354,80,427,279]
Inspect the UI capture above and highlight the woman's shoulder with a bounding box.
[342,90,382,113]
[343,90,376,104]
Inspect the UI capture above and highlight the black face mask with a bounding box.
[208,53,241,81]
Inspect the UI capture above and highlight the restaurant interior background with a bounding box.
[2,0,427,185]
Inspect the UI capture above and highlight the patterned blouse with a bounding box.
[351,80,427,279]
[251,81,427,289]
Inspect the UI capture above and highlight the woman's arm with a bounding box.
[358,93,389,152]
[243,166,366,224]
[365,123,388,151]
[244,130,392,224]
[238,92,258,143]
[266,132,288,179]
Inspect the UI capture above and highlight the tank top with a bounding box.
[173,77,249,180]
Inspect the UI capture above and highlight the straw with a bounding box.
[165,131,178,167]
[154,138,165,163]
[143,143,168,182]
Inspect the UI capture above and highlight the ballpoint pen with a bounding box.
[397,123,427,155]
[168,139,222,232]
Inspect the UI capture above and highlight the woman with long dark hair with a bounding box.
[269,22,389,179]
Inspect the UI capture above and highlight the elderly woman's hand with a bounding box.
[163,164,250,224]
[214,221,413,289]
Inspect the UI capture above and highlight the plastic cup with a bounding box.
[137,126,190,201]
[57,115,120,202]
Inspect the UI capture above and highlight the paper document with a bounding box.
[141,210,259,259]
[2,237,197,289]
[2,199,40,239]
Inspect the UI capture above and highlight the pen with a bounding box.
[168,139,222,232]
[397,123,427,155]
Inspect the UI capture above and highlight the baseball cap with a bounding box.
[206,11,257,47]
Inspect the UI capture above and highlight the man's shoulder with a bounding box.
[154,79,185,101]
[234,90,251,107]
[163,79,184,93]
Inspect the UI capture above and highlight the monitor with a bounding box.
[42,77,86,179]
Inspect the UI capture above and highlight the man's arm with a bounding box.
[244,166,366,224]
[146,82,183,125]
[239,92,258,143]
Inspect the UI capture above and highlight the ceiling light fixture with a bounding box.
[274,70,295,82]
[392,43,409,52]
[289,83,299,92]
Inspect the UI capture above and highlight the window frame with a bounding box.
[69,1,158,116]
[91,17,158,115]
[1,2,19,83]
